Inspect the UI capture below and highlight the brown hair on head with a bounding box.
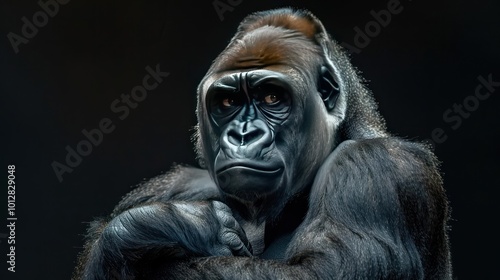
[215,26,322,72]
[236,8,319,40]
[210,8,325,73]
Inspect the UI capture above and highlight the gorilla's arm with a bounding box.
[148,138,450,279]
[74,167,252,280]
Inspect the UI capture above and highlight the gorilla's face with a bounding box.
[196,24,341,202]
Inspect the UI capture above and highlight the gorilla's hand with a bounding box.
[82,201,251,279]
[169,200,253,257]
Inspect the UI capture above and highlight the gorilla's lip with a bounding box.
[216,162,283,174]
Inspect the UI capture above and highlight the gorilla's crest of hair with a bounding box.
[234,8,319,40]
[213,9,323,72]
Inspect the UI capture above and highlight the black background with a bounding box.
[1,0,499,279]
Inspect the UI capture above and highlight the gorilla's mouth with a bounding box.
[216,162,283,174]
[215,162,284,196]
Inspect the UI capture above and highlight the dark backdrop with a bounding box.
[1,0,499,279]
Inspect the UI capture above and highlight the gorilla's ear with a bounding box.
[318,65,340,111]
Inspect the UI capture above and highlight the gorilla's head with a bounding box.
[193,8,386,211]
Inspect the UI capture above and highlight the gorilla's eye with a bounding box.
[219,94,244,109]
[255,84,288,108]
[222,98,235,107]
[263,94,280,105]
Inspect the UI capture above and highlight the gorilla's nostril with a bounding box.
[242,129,264,146]
[227,130,242,146]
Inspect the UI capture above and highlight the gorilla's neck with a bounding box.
[223,192,287,224]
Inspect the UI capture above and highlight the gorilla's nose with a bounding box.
[228,121,263,146]
[225,119,272,149]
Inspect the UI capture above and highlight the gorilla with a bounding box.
[74,7,452,280]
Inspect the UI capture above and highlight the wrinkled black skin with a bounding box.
[74,8,452,280]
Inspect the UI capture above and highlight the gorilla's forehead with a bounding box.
[208,69,293,89]
[199,67,308,101]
